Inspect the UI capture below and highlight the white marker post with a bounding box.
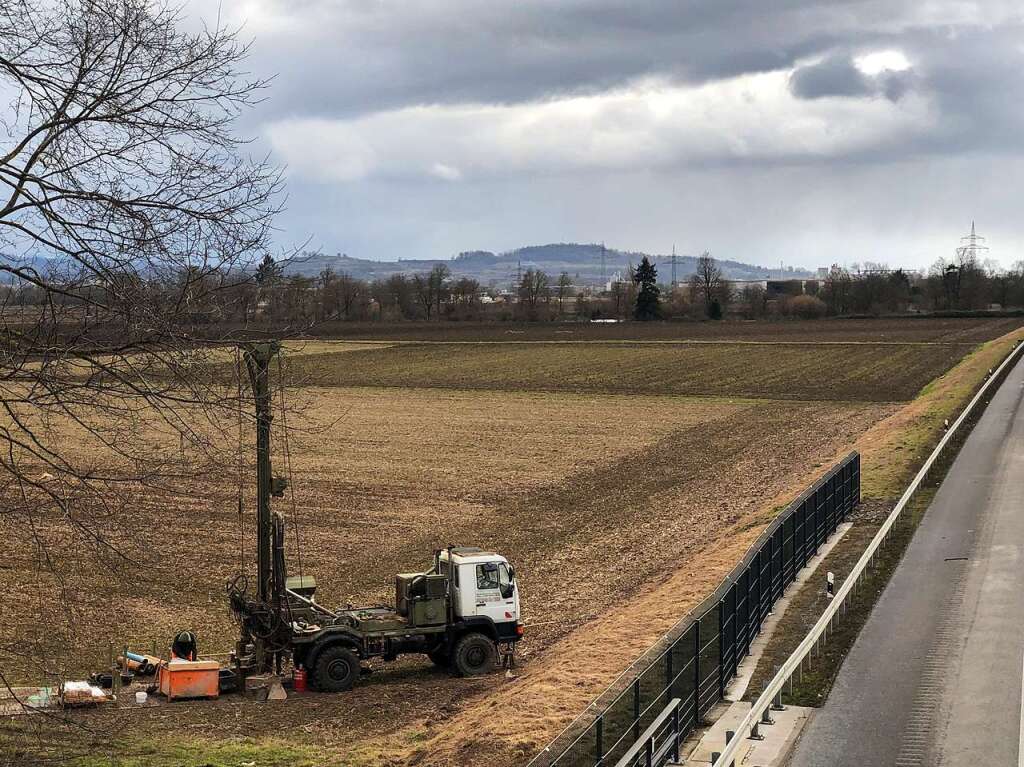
[826,571,835,599]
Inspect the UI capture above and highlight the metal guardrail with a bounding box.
[529,453,861,767]
[710,337,1024,767]
[612,698,683,767]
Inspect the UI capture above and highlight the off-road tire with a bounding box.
[313,645,360,692]
[427,646,450,667]
[452,633,496,676]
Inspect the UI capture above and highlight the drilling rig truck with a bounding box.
[226,342,523,692]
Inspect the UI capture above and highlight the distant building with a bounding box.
[604,270,630,293]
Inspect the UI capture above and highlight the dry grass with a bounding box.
[855,325,1024,498]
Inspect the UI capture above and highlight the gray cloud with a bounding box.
[186,0,1024,268]
[220,0,954,120]
[789,52,919,102]
[789,55,874,99]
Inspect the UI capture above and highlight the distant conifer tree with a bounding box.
[633,256,660,320]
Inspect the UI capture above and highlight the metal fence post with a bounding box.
[694,618,701,721]
[719,598,726,699]
[666,642,674,694]
[595,715,603,767]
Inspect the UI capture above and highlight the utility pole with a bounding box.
[671,245,677,287]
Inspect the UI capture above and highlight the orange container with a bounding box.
[157,660,220,701]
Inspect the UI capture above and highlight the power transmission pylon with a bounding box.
[959,220,989,261]
[600,242,606,288]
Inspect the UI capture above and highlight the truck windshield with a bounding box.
[497,561,512,598]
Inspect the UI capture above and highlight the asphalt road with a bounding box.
[788,352,1024,767]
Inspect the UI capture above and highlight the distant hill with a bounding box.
[281,243,810,285]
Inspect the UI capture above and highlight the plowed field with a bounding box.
[284,341,969,401]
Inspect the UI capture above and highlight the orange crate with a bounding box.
[157,660,220,700]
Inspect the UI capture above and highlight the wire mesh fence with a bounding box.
[530,452,860,767]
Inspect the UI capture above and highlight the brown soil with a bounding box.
[283,341,969,402]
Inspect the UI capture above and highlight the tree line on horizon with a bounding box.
[5,249,1023,329]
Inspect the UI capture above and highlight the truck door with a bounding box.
[469,561,518,626]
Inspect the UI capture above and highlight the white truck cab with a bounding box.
[439,546,522,642]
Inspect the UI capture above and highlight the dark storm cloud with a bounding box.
[235,0,885,119]
[231,1,1024,162]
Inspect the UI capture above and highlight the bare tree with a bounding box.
[429,263,451,318]
[689,252,732,317]
[692,252,723,309]
[517,268,550,320]
[736,284,761,318]
[412,272,434,318]
[556,271,573,316]
[821,265,852,315]
[0,0,280,691]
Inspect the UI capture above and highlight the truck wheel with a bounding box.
[452,633,496,676]
[313,645,360,692]
[427,647,450,667]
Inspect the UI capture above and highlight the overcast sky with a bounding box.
[194,0,1024,270]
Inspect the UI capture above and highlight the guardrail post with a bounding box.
[671,704,680,762]
[771,687,785,712]
[595,715,603,767]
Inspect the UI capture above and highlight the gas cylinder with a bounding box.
[293,666,308,692]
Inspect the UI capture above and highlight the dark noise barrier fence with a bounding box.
[528,452,861,767]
